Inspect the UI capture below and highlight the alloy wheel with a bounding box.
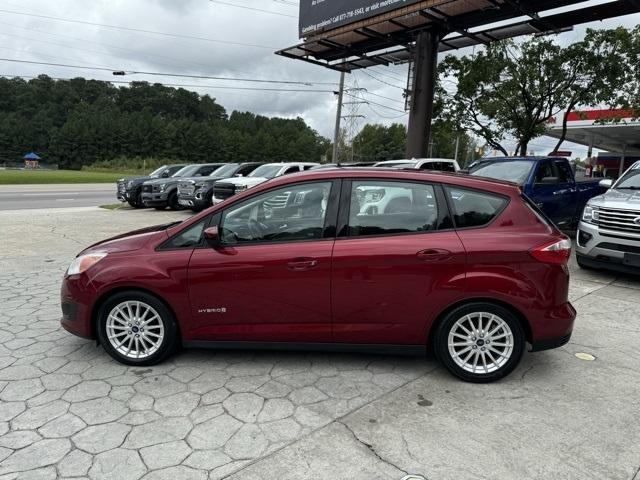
[106,300,165,359]
[447,312,514,374]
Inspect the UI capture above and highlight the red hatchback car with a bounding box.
[61,168,575,382]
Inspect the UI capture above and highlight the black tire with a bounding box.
[97,291,179,366]
[168,191,181,211]
[434,302,525,383]
[154,206,167,211]
[127,189,145,209]
[576,255,592,270]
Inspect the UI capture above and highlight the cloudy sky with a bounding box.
[0,0,638,158]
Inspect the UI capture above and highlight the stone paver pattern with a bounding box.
[0,206,639,480]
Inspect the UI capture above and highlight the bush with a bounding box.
[83,157,182,173]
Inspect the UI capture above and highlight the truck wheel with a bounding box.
[434,302,525,383]
[97,291,178,366]
[127,190,144,209]
[168,192,181,211]
[576,256,592,270]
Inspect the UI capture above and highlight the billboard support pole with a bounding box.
[406,29,442,159]
[332,71,346,164]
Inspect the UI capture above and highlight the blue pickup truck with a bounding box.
[469,157,606,229]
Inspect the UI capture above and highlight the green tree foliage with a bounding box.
[0,76,329,169]
[441,27,638,156]
[351,121,477,165]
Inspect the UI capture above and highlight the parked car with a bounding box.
[212,162,319,203]
[469,157,606,230]
[142,163,227,210]
[310,162,377,170]
[576,161,640,274]
[117,165,186,208]
[61,168,575,383]
[178,163,264,212]
[375,158,461,172]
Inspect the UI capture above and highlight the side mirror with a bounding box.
[162,171,170,178]
[235,174,244,178]
[599,179,613,189]
[203,226,221,248]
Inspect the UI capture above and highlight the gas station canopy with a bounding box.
[547,109,640,156]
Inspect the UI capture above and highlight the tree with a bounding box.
[441,28,636,156]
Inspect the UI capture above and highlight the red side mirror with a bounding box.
[203,226,221,248]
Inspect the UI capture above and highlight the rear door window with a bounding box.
[445,187,508,229]
[348,181,439,237]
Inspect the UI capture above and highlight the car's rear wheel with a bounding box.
[434,303,525,383]
[97,291,178,366]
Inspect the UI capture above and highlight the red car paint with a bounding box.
[61,169,575,352]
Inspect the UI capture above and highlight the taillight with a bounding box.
[530,238,572,265]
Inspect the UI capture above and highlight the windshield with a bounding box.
[470,160,534,184]
[210,164,238,177]
[149,165,167,178]
[250,165,282,179]
[616,169,640,189]
[172,165,200,178]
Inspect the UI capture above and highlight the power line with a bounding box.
[365,103,409,119]
[207,0,296,18]
[369,67,407,82]
[0,8,276,49]
[344,92,406,113]
[358,69,406,90]
[362,89,405,105]
[0,58,338,86]
[2,74,336,94]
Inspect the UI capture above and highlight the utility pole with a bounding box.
[332,71,345,164]
[454,135,460,162]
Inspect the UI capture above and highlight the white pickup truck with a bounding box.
[212,162,319,204]
[576,161,640,274]
[374,158,461,172]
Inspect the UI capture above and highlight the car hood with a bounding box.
[589,189,640,210]
[219,177,268,187]
[143,178,179,186]
[124,176,156,184]
[80,222,181,255]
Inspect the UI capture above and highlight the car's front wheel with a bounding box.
[97,291,178,366]
[434,303,525,383]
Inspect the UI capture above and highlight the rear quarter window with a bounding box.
[445,187,508,229]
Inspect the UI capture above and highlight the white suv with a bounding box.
[374,158,461,172]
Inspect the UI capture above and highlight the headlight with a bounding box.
[236,184,248,192]
[67,253,107,276]
[195,182,205,188]
[582,205,600,224]
[127,181,134,189]
[159,184,167,192]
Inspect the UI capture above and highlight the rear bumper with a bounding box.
[530,301,576,352]
[530,333,572,352]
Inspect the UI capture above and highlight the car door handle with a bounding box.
[287,258,318,271]
[417,249,452,262]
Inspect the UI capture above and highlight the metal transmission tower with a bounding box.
[332,73,366,163]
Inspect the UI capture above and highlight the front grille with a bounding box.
[597,207,640,234]
[178,182,195,196]
[142,184,153,193]
[264,192,291,210]
[214,184,236,200]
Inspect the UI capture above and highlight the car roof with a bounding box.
[477,156,568,162]
[257,167,521,195]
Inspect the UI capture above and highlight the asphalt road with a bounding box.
[0,183,117,210]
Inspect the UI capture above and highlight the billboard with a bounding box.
[299,0,423,37]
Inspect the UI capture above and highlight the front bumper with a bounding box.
[142,192,169,207]
[178,192,209,209]
[61,274,97,339]
[576,221,640,274]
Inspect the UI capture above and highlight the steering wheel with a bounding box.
[248,219,267,240]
